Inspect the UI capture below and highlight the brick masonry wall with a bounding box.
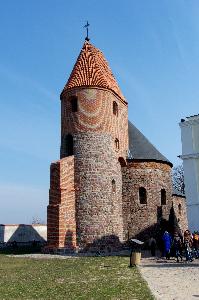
[122,161,173,240]
[59,87,128,250]
[60,87,128,160]
[172,195,188,234]
[47,156,76,249]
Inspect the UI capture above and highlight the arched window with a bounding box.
[113,101,118,116]
[70,96,78,112]
[139,187,147,204]
[161,189,166,205]
[112,179,116,192]
[115,138,119,150]
[65,134,73,156]
[178,204,182,216]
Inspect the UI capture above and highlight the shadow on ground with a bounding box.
[141,258,199,268]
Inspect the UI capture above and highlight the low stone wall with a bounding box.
[0,224,47,243]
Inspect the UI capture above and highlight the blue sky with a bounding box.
[0,0,198,223]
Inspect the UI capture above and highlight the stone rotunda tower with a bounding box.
[47,39,188,254]
[47,40,128,252]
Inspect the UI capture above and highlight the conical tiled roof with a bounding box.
[128,121,172,166]
[61,41,125,101]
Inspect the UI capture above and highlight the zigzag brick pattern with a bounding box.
[61,41,125,102]
[61,88,128,160]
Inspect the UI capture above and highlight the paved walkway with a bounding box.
[139,257,199,300]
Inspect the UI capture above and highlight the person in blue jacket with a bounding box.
[162,231,172,259]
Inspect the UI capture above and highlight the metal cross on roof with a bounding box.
[84,21,90,41]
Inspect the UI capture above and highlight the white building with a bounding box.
[179,114,199,231]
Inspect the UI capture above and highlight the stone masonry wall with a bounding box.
[122,161,173,241]
[74,133,124,250]
[172,195,188,234]
[47,156,76,250]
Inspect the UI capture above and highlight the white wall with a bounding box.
[180,115,199,232]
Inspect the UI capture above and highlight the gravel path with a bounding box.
[139,257,199,300]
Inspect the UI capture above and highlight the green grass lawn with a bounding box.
[0,254,154,300]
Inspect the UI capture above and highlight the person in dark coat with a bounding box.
[192,233,199,258]
[173,232,183,262]
[184,230,193,261]
[162,231,172,260]
[149,237,156,257]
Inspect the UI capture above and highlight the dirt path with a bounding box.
[139,257,199,300]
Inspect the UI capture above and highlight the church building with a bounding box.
[46,39,187,253]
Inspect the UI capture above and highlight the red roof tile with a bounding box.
[62,41,125,101]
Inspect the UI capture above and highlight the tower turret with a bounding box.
[47,41,128,252]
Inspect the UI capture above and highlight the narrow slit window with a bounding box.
[161,189,166,205]
[112,179,116,192]
[113,101,118,116]
[139,187,147,204]
[71,96,78,112]
[115,138,119,150]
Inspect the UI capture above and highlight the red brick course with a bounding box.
[61,87,128,160]
[47,156,76,250]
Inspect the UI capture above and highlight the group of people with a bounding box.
[150,230,199,262]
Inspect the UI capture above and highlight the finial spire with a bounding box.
[84,21,90,41]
